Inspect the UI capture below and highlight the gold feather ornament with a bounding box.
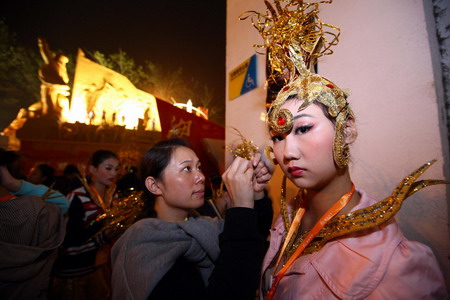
[226,127,259,160]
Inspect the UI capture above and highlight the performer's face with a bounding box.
[270,99,338,189]
[90,157,120,187]
[157,146,205,214]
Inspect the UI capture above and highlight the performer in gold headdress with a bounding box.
[241,1,447,299]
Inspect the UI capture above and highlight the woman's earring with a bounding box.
[265,146,278,165]
[333,123,349,168]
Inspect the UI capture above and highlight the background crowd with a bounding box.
[0,140,273,300]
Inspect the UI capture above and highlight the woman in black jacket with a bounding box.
[111,138,272,300]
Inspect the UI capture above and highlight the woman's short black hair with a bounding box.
[139,138,190,217]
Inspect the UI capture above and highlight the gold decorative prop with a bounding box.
[77,174,145,239]
[88,190,145,235]
[225,127,259,160]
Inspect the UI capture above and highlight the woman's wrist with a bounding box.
[254,190,265,201]
[232,197,255,209]
[235,202,254,209]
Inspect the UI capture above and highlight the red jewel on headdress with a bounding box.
[282,86,290,92]
[277,116,286,125]
[326,84,334,89]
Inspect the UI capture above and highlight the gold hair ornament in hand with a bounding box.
[225,127,259,160]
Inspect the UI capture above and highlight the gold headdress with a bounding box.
[241,0,353,168]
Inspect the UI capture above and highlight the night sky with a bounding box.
[0,1,226,114]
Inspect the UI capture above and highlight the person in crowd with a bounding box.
[50,150,120,299]
[0,149,26,180]
[241,1,447,299]
[53,164,82,196]
[28,163,55,187]
[111,138,273,300]
[116,165,141,196]
[0,149,66,299]
[0,149,69,213]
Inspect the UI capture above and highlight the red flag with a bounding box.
[155,98,225,181]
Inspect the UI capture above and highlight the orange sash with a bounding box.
[266,184,355,300]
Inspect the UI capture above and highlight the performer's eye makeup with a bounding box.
[294,125,313,135]
[270,134,284,142]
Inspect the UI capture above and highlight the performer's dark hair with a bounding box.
[89,150,118,167]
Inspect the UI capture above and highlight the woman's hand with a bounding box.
[251,153,272,199]
[222,156,255,209]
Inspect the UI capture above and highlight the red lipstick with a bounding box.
[288,166,305,176]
